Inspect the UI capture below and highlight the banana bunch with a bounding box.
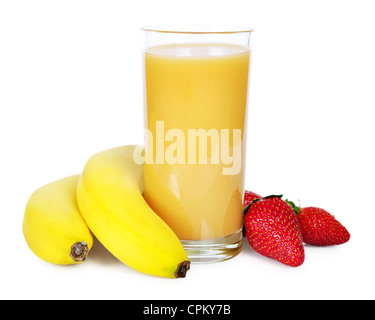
[23,145,190,278]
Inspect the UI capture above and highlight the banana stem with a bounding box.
[174,261,191,278]
[70,241,89,262]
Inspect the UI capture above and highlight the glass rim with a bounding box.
[141,25,254,35]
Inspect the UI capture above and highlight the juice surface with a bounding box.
[144,43,250,240]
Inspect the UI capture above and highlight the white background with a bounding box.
[1,0,374,300]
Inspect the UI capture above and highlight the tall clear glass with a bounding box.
[141,26,253,263]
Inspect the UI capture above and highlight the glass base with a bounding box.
[180,229,243,263]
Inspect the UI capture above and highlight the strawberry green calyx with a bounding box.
[285,199,301,215]
[244,194,283,215]
[262,194,283,200]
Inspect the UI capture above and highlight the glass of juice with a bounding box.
[141,26,253,263]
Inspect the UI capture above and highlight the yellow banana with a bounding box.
[76,145,190,278]
[23,175,93,265]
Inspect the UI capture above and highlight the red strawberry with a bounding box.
[244,196,305,267]
[296,206,350,246]
[244,190,262,208]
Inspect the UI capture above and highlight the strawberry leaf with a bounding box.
[285,199,301,215]
[263,194,283,200]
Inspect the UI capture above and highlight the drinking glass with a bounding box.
[141,25,253,263]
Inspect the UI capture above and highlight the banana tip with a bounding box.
[175,261,191,278]
[70,241,89,262]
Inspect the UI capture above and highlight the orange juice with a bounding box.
[143,43,250,241]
